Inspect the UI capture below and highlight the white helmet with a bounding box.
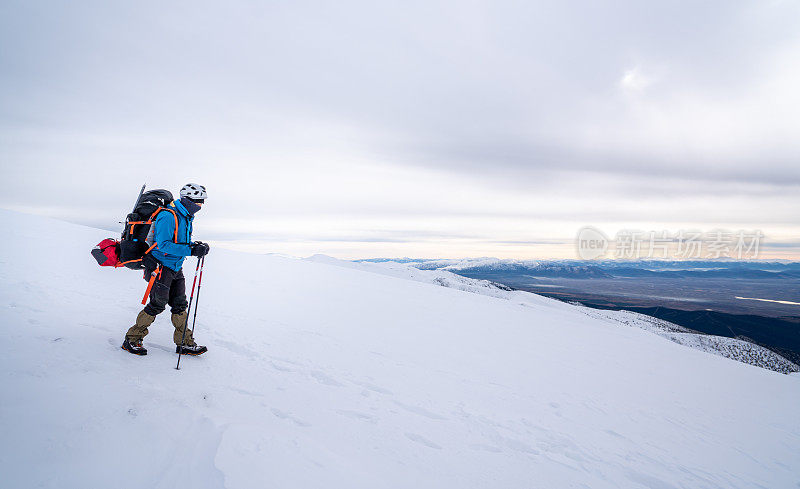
[180,183,207,201]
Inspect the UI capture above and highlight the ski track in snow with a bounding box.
[1,209,799,489]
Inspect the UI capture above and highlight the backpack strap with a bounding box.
[127,220,146,235]
[135,207,178,298]
[117,207,182,270]
[147,207,180,243]
[99,242,118,252]
[115,243,157,268]
[141,264,163,305]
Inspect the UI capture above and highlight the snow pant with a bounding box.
[141,254,188,316]
[125,255,195,345]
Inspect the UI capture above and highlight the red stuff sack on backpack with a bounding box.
[91,239,120,267]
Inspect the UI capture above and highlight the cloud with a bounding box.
[1,0,799,258]
[620,67,655,91]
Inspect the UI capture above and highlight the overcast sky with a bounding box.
[1,0,799,259]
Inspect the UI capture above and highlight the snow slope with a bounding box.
[1,209,799,488]
[577,308,800,374]
[310,255,799,374]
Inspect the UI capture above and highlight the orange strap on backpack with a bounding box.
[118,206,179,269]
[117,243,157,268]
[148,207,179,242]
[141,265,162,305]
[136,205,182,304]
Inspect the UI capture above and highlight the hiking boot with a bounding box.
[176,344,207,356]
[122,337,147,356]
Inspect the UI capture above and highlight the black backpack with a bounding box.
[118,189,177,269]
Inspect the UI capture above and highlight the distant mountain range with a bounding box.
[355,258,800,279]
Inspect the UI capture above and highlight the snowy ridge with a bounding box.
[577,308,800,374]
[2,210,799,488]
[357,258,615,278]
[421,258,543,271]
[306,255,516,296]
[315,255,800,374]
[357,257,545,271]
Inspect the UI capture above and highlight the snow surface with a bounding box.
[576,308,800,374]
[1,209,799,488]
[312,255,799,374]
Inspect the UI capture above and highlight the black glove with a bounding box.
[191,241,210,257]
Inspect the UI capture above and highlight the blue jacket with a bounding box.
[150,200,193,271]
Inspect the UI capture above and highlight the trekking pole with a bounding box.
[176,256,203,370]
